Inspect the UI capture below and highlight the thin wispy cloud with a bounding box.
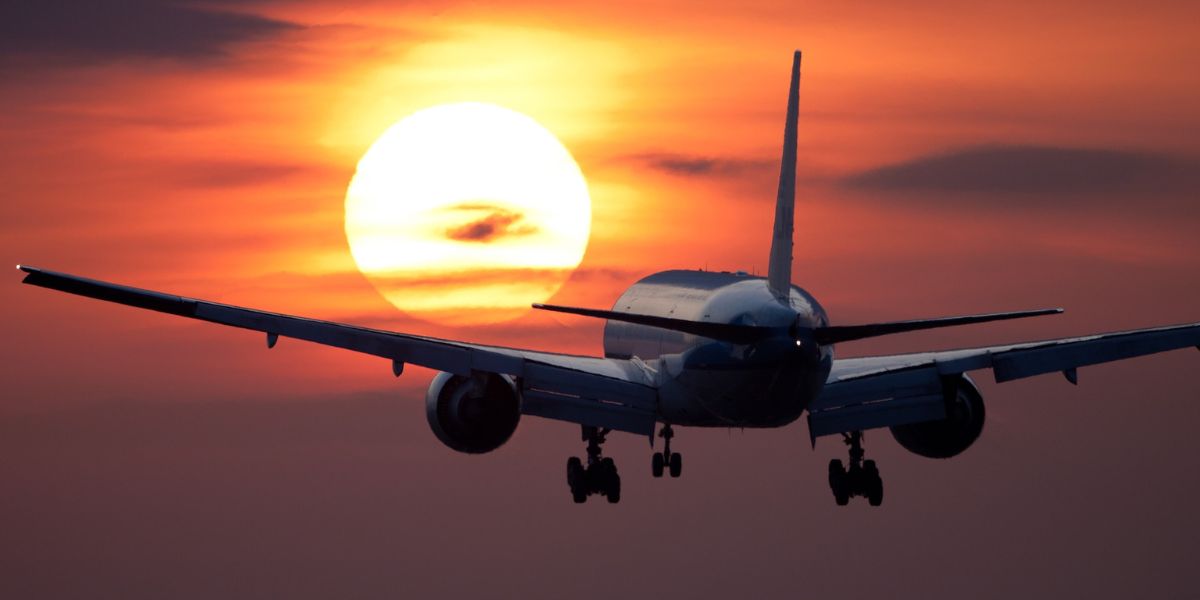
[843,144,1198,198]
[0,0,299,65]
[444,206,538,242]
[633,153,773,178]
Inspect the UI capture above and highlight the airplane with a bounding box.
[17,51,1200,505]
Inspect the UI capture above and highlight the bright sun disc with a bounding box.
[345,102,591,325]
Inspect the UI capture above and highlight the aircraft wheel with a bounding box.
[668,452,682,478]
[567,457,586,503]
[829,459,850,506]
[598,458,620,503]
[652,452,665,478]
[864,460,883,507]
[606,473,621,503]
[567,457,583,486]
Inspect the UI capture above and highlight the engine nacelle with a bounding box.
[890,374,986,459]
[425,371,521,454]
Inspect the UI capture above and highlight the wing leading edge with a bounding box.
[17,265,659,436]
[809,322,1200,440]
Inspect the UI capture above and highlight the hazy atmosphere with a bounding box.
[3,0,1199,598]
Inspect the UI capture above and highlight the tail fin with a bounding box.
[767,51,801,299]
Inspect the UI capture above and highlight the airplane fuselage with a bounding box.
[602,270,833,428]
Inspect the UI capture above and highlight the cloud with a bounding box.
[365,267,573,291]
[633,153,773,178]
[843,144,1199,198]
[0,0,299,65]
[444,206,537,242]
[159,160,305,188]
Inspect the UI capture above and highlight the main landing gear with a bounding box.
[567,426,621,504]
[651,424,682,478]
[828,431,883,507]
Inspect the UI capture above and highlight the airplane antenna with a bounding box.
[767,50,801,299]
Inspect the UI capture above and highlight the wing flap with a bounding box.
[194,302,480,375]
[991,325,1200,382]
[808,393,946,439]
[813,321,1200,438]
[827,322,1200,387]
[18,265,660,436]
[808,366,948,440]
[520,362,658,436]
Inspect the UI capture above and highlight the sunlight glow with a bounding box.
[345,102,592,324]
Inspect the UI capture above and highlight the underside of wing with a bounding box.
[809,322,1200,440]
[18,265,660,436]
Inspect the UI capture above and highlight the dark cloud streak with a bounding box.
[0,0,299,65]
[164,160,332,188]
[445,208,537,242]
[634,153,773,178]
[844,144,1198,198]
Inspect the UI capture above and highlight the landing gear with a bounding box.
[566,426,621,503]
[651,424,682,478]
[828,431,883,506]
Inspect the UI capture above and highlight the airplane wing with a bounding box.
[17,266,659,436]
[808,322,1200,440]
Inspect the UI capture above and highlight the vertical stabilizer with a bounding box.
[767,50,801,298]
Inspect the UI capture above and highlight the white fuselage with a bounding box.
[602,270,833,428]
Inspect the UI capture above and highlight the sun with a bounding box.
[344,102,592,325]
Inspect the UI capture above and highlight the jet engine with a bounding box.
[425,371,521,454]
[889,374,985,459]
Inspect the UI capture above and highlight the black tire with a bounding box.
[599,457,618,490]
[669,452,682,478]
[606,475,621,504]
[829,459,850,506]
[600,457,617,478]
[867,482,883,507]
[652,452,665,478]
[567,457,586,503]
[567,457,583,486]
[864,461,883,506]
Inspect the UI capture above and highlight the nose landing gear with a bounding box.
[651,424,682,478]
[566,426,620,503]
[828,431,883,506]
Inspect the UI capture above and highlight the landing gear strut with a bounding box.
[828,431,883,506]
[567,426,620,504]
[651,424,682,478]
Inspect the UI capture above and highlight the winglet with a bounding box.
[767,50,801,299]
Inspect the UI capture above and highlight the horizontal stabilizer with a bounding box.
[532,303,775,344]
[813,308,1063,345]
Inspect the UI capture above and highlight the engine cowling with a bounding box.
[425,371,521,454]
[889,374,986,459]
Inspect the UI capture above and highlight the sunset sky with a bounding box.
[3,1,1200,598]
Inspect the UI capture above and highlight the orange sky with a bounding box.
[5,2,1200,598]
[2,0,1199,408]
